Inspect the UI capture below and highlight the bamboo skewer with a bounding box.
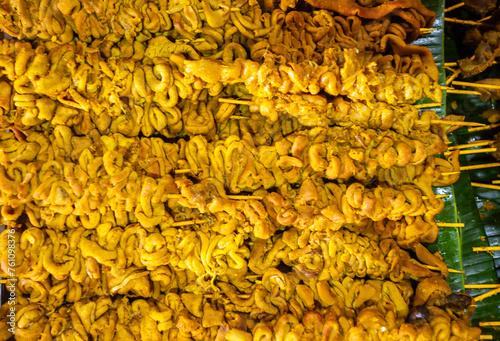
[445,70,462,85]
[443,163,500,175]
[479,321,500,327]
[475,288,500,302]
[444,147,496,156]
[446,89,483,95]
[461,163,500,171]
[473,246,500,252]
[430,119,484,126]
[471,182,500,191]
[465,284,500,289]
[416,103,442,109]
[436,222,465,227]
[444,2,464,12]
[469,123,500,132]
[218,98,480,128]
[171,219,207,227]
[448,141,492,150]
[478,15,493,22]
[480,336,493,340]
[422,264,465,274]
[441,171,460,176]
[492,180,500,185]
[219,98,254,105]
[444,18,494,26]
[445,61,498,67]
[453,81,500,90]
[165,194,264,200]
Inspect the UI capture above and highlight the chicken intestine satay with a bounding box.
[0,38,439,138]
[3,223,447,307]
[0,123,454,237]
[0,0,433,52]
[3,275,480,341]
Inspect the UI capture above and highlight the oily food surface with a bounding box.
[0,0,483,340]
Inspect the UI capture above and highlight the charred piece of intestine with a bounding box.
[302,0,436,42]
[458,30,500,77]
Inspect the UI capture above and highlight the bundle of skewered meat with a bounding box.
[0,223,448,312]
[457,27,500,77]
[0,125,451,237]
[0,38,440,140]
[0,0,484,339]
[0,0,434,49]
[0,275,479,341]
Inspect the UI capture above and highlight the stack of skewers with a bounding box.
[0,0,497,340]
[442,0,500,339]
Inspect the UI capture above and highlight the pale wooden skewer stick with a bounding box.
[445,17,494,26]
[420,28,436,34]
[492,180,500,185]
[453,80,500,90]
[198,7,241,12]
[430,119,485,127]
[422,264,465,274]
[478,15,493,22]
[475,288,500,301]
[171,219,207,227]
[448,141,492,150]
[461,161,500,169]
[473,246,500,252]
[220,97,480,127]
[219,98,254,105]
[441,171,460,176]
[204,293,251,299]
[245,275,261,279]
[475,289,500,303]
[415,103,441,109]
[221,98,449,114]
[444,2,464,12]
[443,147,496,156]
[469,139,492,143]
[471,182,500,191]
[445,61,498,67]
[446,72,462,86]
[446,89,483,95]
[480,335,493,340]
[443,163,500,175]
[465,284,500,289]
[469,123,500,132]
[165,194,263,200]
[479,321,500,327]
[436,222,465,227]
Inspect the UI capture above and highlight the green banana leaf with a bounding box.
[437,1,500,338]
[417,0,500,338]
[416,0,466,293]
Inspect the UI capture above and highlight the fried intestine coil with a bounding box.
[0,40,191,137]
[181,45,440,105]
[262,179,443,233]
[8,283,479,341]
[1,39,438,137]
[0,126,449,235]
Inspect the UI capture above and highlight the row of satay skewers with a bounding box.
[0,0,494,339]
[440,0,500,335]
